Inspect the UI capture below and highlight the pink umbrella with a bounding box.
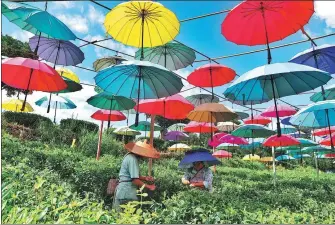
[213,150,232,159]
[263,134,300,147]
[261,105,297,118]
[208,132,227,147]
[219,134,248,145]
[184,121,218,133]
[244,114,271,125]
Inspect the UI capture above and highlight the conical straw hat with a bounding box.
[125,139,160,159]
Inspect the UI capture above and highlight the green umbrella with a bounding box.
[310,84,335,102]
[93,56,127,72]
[302,145,332,153]
[87,92,135,127]
[186,94,219,106]
[130,121,161,132]
[168,123,186,132]
[232,124,275,138]
[135,41,196,71]
[297,138,318,147]
[57,78,82,93]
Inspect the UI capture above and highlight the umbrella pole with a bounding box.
[96,121,103,160]
[21,68,34,111]
[270,75,281,137]
[260,2,272,65]
[108,99,113,128]
[47,93,52,113]
[148,114,156,176]
[54,101,58,124]
[272,146,276,186]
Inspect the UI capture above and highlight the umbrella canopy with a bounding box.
[184,122,217,133]
[113,127,141,136]
[321,153,335,159]
[168,123,186,132]
[263,134,300,147]
[185,94,219,106]
[290,44,335,74]
[35,95,76,110]
[244,115,271,125]
[129,121,161,132]
[232,124,275,138]
[93,56,126,72]
[216,143,240,150]
[187,103,238,123]
[57,78,82,94]
[87,92,136,111]
[280,125,298,134]
[276,155,296,161]
[187,64,236,87]
[261,104,297,118]
[226,107,249,120]
[313,126,335,136]
[2,99,34,112]
[29,36,84,66]
[91,110,126,122]
[320,134,335,147]
[217,121,240,132]
[221,0,314,46]
[125,140,160,159]
[219,134,248,145]
[242,154,261,161]
[164,131,189,141]
[104,1,179,48]
[302,145,331,153]
[168,143,191,151]
[2,1,76,40]
[56,68,80,83]
[281,117,293,126]
[259,157,276,163]
[135,41,196,71]
[289,100,335,128]
[208,132,227,148]
[178,148,221,169]
[213,150,232,159]
[297,138,318,147]
[240,142,263,150]
[289,131,308,138]
[292,154,311,159]
[310,84,335,102]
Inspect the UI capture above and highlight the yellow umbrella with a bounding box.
[56,68,80,83]
[258,157,277,163]
[168,143,191,151]
[2,99,34,112]
[104,1,180,48]
[242,154,261,161]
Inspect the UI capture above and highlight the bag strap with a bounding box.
[190,167,204,181]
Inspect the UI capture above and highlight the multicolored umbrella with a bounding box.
[2,57,67,110]
[168,143,191,151]
[213,150,232,159]
[261,104,297,118]
[242,154,260,161]
[178,148,221,169]
[29,36,84,66]
[104,1,179,48]
[93,56,126,72]
[129,121,161,132]
[164,131,189,141]
[168,123,186,132]
[184,122,217,133]
[232,124,275,138]
[2,99,34,112]
[216,122,240,132]
[185,93,219,106]
[91,110,126,160]
[135,41,196,71]
[310,84,335,102]
[208,132,227,148]
[244,115,271,125]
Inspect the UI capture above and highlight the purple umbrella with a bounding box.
[164,131,189,141]
[29,36,84,66]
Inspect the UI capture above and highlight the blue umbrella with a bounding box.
[310,83,335,102]
[224,63,331,136]
[281,117,293,126]
[292,154,311,159]
[240,142,263,150]
[276,155,295,161]
[178,148,221,169]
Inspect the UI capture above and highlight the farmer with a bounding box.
[113,140,160,210]
[180,148,221,193]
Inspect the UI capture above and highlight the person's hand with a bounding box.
[182,179,190,185]
[145,176,155,182]
[189,183,195,187]
[146,184,156,191]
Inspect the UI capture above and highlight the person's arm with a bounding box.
[182,171,191,185]
[128,155,155,191]
[132,179,155,191]
[139,176,154,182]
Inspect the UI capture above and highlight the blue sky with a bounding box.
[2,1,335,132]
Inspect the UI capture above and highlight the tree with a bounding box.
[1,35,36,97]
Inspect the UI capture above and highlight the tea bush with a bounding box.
[60,118,99,133]
[2,111,53,129]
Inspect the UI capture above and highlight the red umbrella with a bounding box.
[263,134,300,147]
[219,134,248,145]
[184,121,218,133]
[208,132,227,148]
[323,153,335,159]
[213,150,232,159]
[319,134,335,147]
[313,127,335,137]
[2,57,67,110]
[261,105,297,118]
[221,0,314,63]
[244,114,271,125]
[91,110,126,160]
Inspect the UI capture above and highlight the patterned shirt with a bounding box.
[183,167,213,192]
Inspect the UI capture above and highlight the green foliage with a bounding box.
[2,112,53,129]
[60,118,99,133]
[137,137,167,151]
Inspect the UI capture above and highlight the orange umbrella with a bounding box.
[187,103,238,123]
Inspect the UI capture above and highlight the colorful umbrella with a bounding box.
[29,36,84,66]
[242,154,260,161]
[178,148,221,169]
[244,115,271,125]
[187,103,238,123]
[129,121,161,132]
[168,143,191,151]
[135,41,196,71]
[261,105,297,118]
[185,93,219,106]
[208,132,227,148]
[113,126,141,136]
[276,155,296,161]
[216,122,240,132]
[313,126,335,137]
[168,123,186,132]
[164,131,189,141]
[213,150,232,159]
[104,1,179,48]
[184,122,217,133]
[2,99,34,112]
[2,1,76,40]
[91,110,126,160]
[310,84,335,102]
[232,124,275,138]
[219,134,248,145]
[2,57,67,110]
[93,56,126,72]
[224,63,331,136]
[263,134,300,147]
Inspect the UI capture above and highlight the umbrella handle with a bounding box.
[21,68,33,111]
[47,93,52,113]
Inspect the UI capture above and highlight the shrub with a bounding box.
[2,111,53,129]
[137,137,167,151]
[60,118,99,133]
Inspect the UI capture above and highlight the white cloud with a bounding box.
[10,30,34,42]
[56,14,89,34]
[315,1,335,29]
[51,1,75,9]
[88,5,105,25]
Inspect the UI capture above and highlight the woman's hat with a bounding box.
[178,148,221,169]
[125,139,160,159]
